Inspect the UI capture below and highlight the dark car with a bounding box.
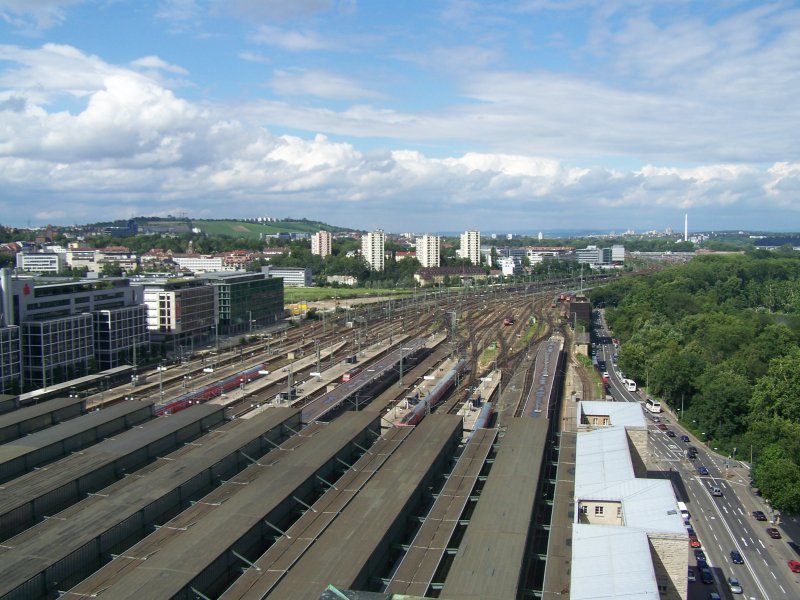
[666,430,676,437]
[687,525,696,536]
[694,549,706,561]
[730,549,743,564]
[657,423,668,431]
[680,434,690,442]
[767,527,782,539]
[697,465,709,476]
[788,541,800,556]
[696,558,708,570]
[700,567,714,584]
[752,510,767,521]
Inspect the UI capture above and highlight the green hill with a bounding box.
[189,219,350,239]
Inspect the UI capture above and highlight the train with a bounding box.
[473,402,495,430]
[342,367,362,382]
[155,363,267,416]
[394,360,466,427]
[503,315,515,326]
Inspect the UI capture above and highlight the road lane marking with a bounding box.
[741,537,748,547]
[760,540,766,548]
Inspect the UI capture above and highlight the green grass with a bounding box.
[190,219,341,239]
[283,288,412,303]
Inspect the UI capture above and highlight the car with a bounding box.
[690,535,702,548]
[657,423,668,431]
[788,540,800,556]
[752,510,767,521]
[680,434,690,442]
[697,465,709,476]
[694,549,706,561]
[687,526,696,536]
[728,576,743,594]
[700,567,713,584]
[696,558,708,570]
[730,549,743,564]
[710,486,723,497]
[767,527,782,539]
[687,568,696,583]
[666,430,676,437]
[789,559,800,573]
[708,594,721,600]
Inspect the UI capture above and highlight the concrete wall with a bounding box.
[649,534,688,600]
[627,428,649,478]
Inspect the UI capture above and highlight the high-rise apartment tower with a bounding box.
[460,230,481,265]
[362,230,385,271]
[311,230,332,258]
[416,235,441,268]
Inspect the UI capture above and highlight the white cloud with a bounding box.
[270,69,383,100]
[250,25,330,51]
[0,0,83,32]
[130,55,189,75]
[1,42,799,232]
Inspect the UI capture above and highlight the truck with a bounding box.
[677,501,690,521]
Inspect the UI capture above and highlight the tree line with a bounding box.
[590,248,800,512]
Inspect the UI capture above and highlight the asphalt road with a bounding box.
[591,312,800,600]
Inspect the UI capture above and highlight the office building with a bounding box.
[172,254,225,273]
[22,314,94,388]
[312,231,332,258]
[15,252,65,274]
[202,272,285,335]
[136,278,215,352]
[0,326,21,395]
[416,235,441,268]
[459,230,481,265]
[93,305,148,370]
[261,266,313,288]
[362,230,385,271]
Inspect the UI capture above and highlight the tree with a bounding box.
[101,261,124,277]
[750,348,800,423]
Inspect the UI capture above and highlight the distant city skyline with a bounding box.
[1,2,798,232]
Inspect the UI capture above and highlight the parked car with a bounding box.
[696,558,708,570]
[709,594,721,600]
[752,510,767,521]
[700,567,713,584]
[680,434,690,442]
[690,535,702,548]
[789,559,800,573]
[730,549,743,564]
[687,525,696,536]
[767,527,782,539]
[788,540,800,556]
[697,465,709,476]
[728,576,743,594]
[687,568,696,583]
[694,549,706,561]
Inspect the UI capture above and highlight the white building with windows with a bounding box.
[416,235,441,268]
[362,230,385,271]
[572,401,687,600]
[459,230,481,265]
[172,254,225,273]
[15,253,65,274]
[261,266,313,287]
[311,230,332,258]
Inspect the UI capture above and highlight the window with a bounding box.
[617,506,622,518]
[580,505,588,515]
[594,506,604,516]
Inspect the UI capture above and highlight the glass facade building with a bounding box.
[203,272,285,335]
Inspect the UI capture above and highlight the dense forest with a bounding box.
[590,249,800,512]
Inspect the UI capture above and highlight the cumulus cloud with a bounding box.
[0,42,798,232]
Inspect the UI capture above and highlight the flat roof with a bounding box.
[266,414,463,600]
[0,400,154,466]
[385,427,498,596]
[440,417,549,600]
[578,400,647,428]
[571,524,659,600]
[0,396,83,430]
[574,426,635,493]
[0,403,222,539]
[65,411,380,600]
[0,407,300,599]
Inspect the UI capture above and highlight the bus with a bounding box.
[644,397,662,413]
[622,378,637,392]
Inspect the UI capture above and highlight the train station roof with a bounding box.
[577,400,647,428]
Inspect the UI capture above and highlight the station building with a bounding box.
[572,400,688,600]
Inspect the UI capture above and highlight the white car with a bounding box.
[728,576,743,594]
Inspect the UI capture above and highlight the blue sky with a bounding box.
[1,0,799,234]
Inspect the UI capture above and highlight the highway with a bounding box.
[593,310,800,600]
